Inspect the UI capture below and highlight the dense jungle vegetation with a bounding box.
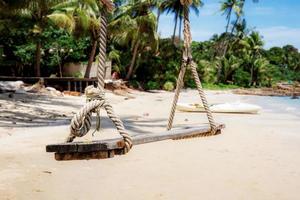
[0,0,299,90]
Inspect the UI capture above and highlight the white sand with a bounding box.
[0,90,300,200]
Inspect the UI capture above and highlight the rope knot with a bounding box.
[85,85,105,101]
[67,85,133,153]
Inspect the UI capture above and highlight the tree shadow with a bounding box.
[0,93,169,135]
[0,92,196,135]
[0,92,82,127]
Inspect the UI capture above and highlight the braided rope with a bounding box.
[66,87,133,153]
[65,7,132,154]
[167,62,187,130]
[183,6,192,55]
[190,61,217,135]
[66,100,103,142]
[97,15,107,89]
[167,4,217,135]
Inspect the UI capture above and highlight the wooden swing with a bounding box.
[46,0,225,161]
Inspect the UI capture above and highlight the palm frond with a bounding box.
[48,12,75,32]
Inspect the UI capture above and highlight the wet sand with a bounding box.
[0,90,300,200]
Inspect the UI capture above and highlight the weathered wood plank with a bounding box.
[46,124,224,154]
[46,138,125,153]
[54,151,111,160]
[133,124,224,145]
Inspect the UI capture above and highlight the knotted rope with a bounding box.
[167,2,217,135]
[65,2,133,153]
[97,15,107,89]
[66,86,133,153]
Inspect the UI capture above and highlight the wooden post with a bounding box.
[74,81,77,92]
[68,81,71,91]
[79,81,82,93]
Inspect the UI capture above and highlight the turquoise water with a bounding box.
[248,96,300,117]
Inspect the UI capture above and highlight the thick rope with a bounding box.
[66,87,133,153]
[190,61,217,134]
[167,62,187,130]
[97,15,107,89]
[167,3,217,135]
[66,6,133,154]
[182,6,192,57]
[167,5,191,130]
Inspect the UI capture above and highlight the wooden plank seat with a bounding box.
[46,123,225,161]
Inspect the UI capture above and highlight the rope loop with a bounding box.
[66,86,133,153]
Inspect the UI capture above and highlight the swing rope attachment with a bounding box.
[65,2,133,154]
[167,2,218,136]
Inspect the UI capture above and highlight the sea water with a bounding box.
[247,96,300,117]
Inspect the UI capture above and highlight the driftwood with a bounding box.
[47,123,225,161]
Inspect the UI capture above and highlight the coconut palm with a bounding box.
[160,0,202,44]
[239,31,264,85]
[219,0,259,51]
[230,0,259,35]
[109,0,159,80]
[50,0,102,78]
[220,0,239,34]
[0,0,71,77]
[216,0,258,83]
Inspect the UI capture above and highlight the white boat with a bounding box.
[176,102,261,114]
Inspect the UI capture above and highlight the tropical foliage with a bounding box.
[0,0,299,89]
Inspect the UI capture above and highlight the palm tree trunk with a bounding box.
[172,13,178,44]
[230,18,239,36]
[250,65,255,86]
[156,9,161,32]
[34,40,41,77]
[216,61,223,84]
[84,39,97,78]
[225,10,232,34]
[132,54,141,76]
[222,9,234,57]
[125,41,140,80]
[55,51,63,78]
[58,60,63,78]
[178,17,182,41]
[221,10,232,55]
[216,11,235,83]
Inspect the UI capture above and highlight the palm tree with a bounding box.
[160,0,202,44]
[216,0,258,83]
[109,0,159,80]
[0,0,70,77]
[220,0,239,34]
[219,0,260,49]
[50,0,101,78]
[239,31,264,85]
[229,0,259,35]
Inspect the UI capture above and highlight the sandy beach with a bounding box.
[0,89,300,200]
